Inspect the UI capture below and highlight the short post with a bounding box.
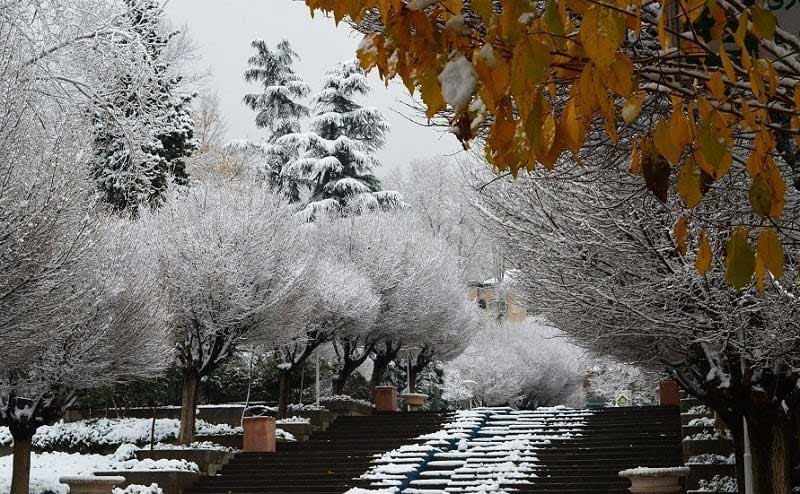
[315,356,320,407]
[374,385,399,412]
[242,416,276,453]
[59,476,126,494]
[658,380,680,406]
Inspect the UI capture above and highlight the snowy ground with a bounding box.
[0,445,198,494]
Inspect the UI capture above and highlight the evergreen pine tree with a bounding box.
[279,60,401,221]
[243,39,310,202]
[90,0,196,216]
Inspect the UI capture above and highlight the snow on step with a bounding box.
[402,407,590,494]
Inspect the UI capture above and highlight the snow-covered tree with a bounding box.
[243,39,310,201]
[131,183,309,443]
[90,0,197,216]
[446,318,587,408]
[473,152,800,489]
[280,60,400,220]
[273,257,380,417]
[0,100,170,494]
[386,157,500,282]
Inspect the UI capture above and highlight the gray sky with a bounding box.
[165,0,464,176]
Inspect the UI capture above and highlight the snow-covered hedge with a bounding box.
[687,453,735,465]
[276,416,310,424]
[0,418,241,451]
[319,395,373,408]
[697,475,737,492]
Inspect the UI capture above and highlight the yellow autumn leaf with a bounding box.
[696,229,712,275]
[674,215,689,255]
[677,159,703,208]
[653,118,682,165]
[719,46,736,83]
[581,4,625,68]
[622,93,643,123]
[471,0,492,24]
[756,228,784,279]
[707,71,726,101]
[750,5,777,39]
[726,227,755,290]
[419,70,446,118]
[755,254,766,293]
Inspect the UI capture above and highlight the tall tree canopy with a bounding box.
[244,39,310,200]
[279,60,399,220]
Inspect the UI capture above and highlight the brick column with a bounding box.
[243,416,276,452]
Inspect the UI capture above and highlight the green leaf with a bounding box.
[725,227,755,289]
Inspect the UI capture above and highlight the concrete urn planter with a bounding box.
[59,475,126,494]
[400,393,428,412]
[618,467,690,494]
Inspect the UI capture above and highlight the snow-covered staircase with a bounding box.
[184,412,447,494]
[360,406,682,494]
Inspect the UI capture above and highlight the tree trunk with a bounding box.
[178,369,200,445]
[277,370,291,419]
[10,434,32,494]
[749,419,792,494]
[333,361,358,395]
[723,413,747,491]
[370,354,392,392]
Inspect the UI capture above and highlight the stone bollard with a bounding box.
[59,476,126,494]
[374,386,399,412]
[658,380,680,407]
[242,416,276,453]
[619,467,690,494]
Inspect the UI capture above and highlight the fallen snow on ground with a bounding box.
[0,418,242,450]
[0,445,198,494]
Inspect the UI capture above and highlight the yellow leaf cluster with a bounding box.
[305,0,797,289]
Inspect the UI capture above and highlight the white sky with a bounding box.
[164,0,464,176]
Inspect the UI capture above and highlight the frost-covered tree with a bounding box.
[243,39,310,201]
[446,318,587,408]
[131,183,309,443]
[473,154,800,490]
[273,257,379,417]
[0,106,170,494]
[280,60,400,220]
[90,0,197,216]
[386,157,500,282]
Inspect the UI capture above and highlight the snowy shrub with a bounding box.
[113,484,163,494]
[689,405,711,415]
[687,454,736,465]
[583,360,660,406]
[684,429,732,441]
[688,417,716,427]
[319,395,373,408]
[0,418,242,450]
[276,416,310,424]
[109,458,199,472]
[697,475,737,492]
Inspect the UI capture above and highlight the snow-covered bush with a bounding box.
[687,453,736,465]
[0,419,241,451]
[584,360,659,406]
[319,396,373,408]
[113,484,162,494]
[446,318,587,408]
[697,475,737,492]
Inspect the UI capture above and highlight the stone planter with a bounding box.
[400,393,428,412]
[243,416,276,453]
[135,448,232,475]
[95,471,198,494]
[659,380,680,407]
[276,422,313,441]
[374,386,399,412]
[60,476,126,494]
[619,467,690,494]
[321,399,374,416]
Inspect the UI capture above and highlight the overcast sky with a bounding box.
[164,0,464,176]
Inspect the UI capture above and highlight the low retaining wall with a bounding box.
[95,470,199,494]
[135,449,232,475]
